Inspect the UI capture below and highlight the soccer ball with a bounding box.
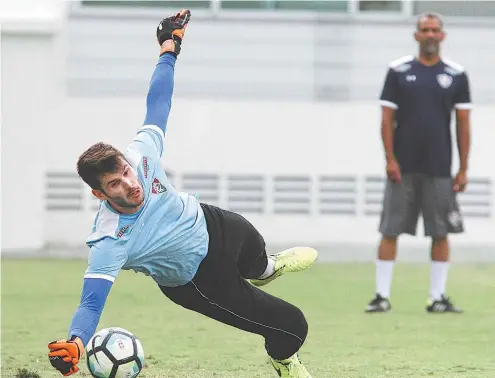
[85,327,144,378]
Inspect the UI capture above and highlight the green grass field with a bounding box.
[2,259,495,378]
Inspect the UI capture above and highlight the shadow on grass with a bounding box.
[15,368,41,378]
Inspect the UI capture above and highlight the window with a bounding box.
[414,1,495,17]
[220,1,348,12]
[358,1,402,12]
[80,0,412,15]
[81,1,211,9]
[220,1,271,10]
[275,1,348,12]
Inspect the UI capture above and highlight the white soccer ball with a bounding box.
[85,327,144,378]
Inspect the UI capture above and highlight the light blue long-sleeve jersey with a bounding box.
[68,53,209,346]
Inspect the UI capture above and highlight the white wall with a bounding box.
[0,0,67,21]
[57,98,493,178]
[42,98,495,250]
[66,8,495,103]
[1,0,68,250]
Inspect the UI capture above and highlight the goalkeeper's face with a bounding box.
[96,158,144,213]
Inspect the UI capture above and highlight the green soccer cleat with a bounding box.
[250,247,318,287]
[269,353,312,378]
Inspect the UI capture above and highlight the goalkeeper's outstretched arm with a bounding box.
[47,277,113,376]
[67,277,113,346]
[142,9,191,135]
[142,53,176,134]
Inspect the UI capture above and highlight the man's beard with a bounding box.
[421,41,439,56]
[111,195,142,209]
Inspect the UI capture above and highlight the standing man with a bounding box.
[366,12,472,313]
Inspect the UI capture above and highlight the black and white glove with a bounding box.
[157,9,191,56]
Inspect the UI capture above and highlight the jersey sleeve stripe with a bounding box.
[84,273,116,282]
[443,58,465,73]
[379,100,398,110]
[141,125,165,142]
[140,125,165,156]
[455,103,473,110]
[388,55,414,68]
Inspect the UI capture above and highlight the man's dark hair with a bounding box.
[77,142,125,190]
[416,12,444,30]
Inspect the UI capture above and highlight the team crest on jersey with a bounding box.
[152,178,166,194]
[448,211,463,228]
[437,74,453,89]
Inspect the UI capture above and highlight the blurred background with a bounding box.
[2,0,495,261]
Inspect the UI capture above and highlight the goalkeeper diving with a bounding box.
[47,10,317,378]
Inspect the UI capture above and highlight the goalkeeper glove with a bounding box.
[48,337,84,376]
[156,9,191,56]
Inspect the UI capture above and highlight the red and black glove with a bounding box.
[48,337,83,376]
[156,9,191,56]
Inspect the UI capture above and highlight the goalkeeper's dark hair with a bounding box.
[77,142,126,190]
